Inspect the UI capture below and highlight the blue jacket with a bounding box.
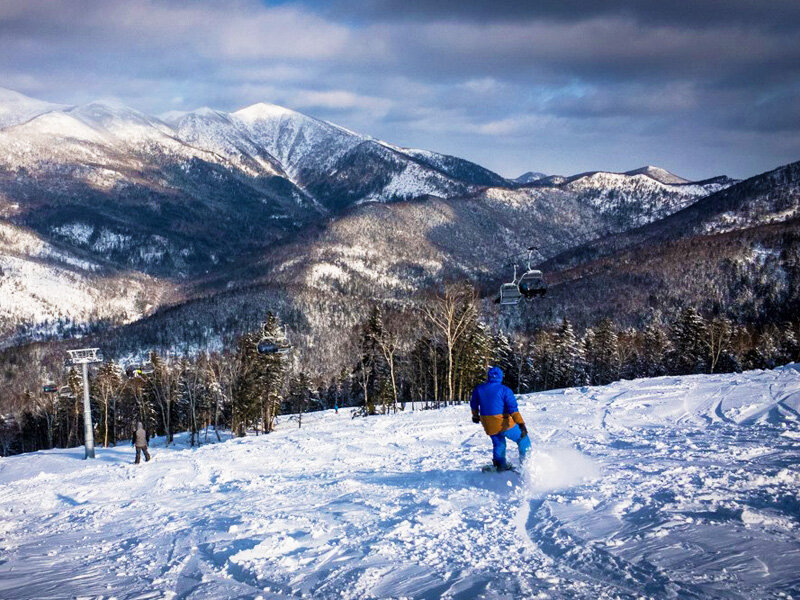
[470,367,525,435]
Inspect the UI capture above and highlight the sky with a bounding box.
[1,0,799,180]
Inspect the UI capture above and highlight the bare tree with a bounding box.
[702,317,733,373]
[423,284,478,403]
[94,362,123,448]
[148,352,178,445]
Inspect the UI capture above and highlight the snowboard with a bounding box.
[481,464,519,473]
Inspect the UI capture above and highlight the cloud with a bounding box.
[0,0,798,180]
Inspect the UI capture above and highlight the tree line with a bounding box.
[2,283,799,456]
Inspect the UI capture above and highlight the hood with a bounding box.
[487,366,504,383]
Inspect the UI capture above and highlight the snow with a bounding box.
[2,367,800,598]
[359,160,463,203]
[0,222,164,342]
[623,166,690,185]
[0,87,68,129]
[51,222,94,245]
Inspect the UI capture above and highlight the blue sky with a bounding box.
[1,0,798,179]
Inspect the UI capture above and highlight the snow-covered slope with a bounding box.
[232,102,364,180]
[1,367,799,598]
[623,165,690,185]
[168,107,288,178]
[561,171,729,227]
[0,87,67,129]
[0,222,170,345]
[0,86,740,349]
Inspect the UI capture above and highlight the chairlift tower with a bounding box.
[66,348,103,459]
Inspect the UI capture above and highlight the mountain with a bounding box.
[514,171,547,184]
[544,161,800,270]
[521,161,800,329]
[0,221,173,347]
[0,87,68,129]
[623,165,689,185]
[0,87,737,353]
[169,102,508,212]
[0,94,320,277]
[82,174,740,372]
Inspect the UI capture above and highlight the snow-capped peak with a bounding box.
[66,102,174,139]
[623,165,690,185]
[0,86,69,129]
[234,102,303,123]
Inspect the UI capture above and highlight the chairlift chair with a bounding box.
[257,324,292,355]
[125,363,143,378]
[518,247,548,299]
[518,269,547,298]
[499,265,522,306]
[42,382,58,394]
[257,338,292,355]
[59,386,75,399]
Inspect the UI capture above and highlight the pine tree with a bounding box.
[780,322,800,364]
[552,319,585,388]
[640,323,670,378]
[455,320,491,402]
[258,312,289,433]
[491,332,518,392]
[286,372,312,427]
[669,308,708,374]
[231,312,289,435]
[584,318,620,385]
[530,330,557,391]
[353,306,386,416]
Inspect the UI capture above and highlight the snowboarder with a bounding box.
[132,422,151,464]
[470,366,531,471]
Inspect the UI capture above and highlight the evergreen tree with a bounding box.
[669,308,708,374]
[231,312,289,435]
[780,322,800,364]
[552,319,585,388]
[455,320,491,402]
[585,318,620,385]
[258,312,290,433]
[640,323,670,377]
[352,306,387,415]
[286,372,312,427]
[491,332,518,391]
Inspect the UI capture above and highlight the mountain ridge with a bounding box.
[0,86,739,352]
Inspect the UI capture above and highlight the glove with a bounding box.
[518,423,528,438]
[472,414,480,424]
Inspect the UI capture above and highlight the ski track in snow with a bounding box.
[2,367,800,599]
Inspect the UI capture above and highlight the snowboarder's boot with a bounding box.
[493,458,515,472]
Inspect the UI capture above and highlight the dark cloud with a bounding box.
[0,0,798,179]
[327,0,800,31]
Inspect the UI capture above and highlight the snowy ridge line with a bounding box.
[1,367,800,598]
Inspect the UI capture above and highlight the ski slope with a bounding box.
[2,367,800,599]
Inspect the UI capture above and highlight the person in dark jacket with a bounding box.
[132,421,151,464]
[470,366,531,471]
